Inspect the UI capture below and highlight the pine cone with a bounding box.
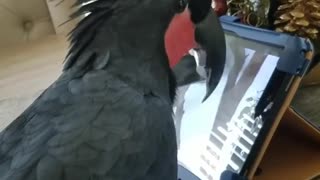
[274,0,320,40]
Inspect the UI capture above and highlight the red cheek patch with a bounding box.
[165,10,196,68]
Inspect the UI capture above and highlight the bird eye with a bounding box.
[176,0,188,13]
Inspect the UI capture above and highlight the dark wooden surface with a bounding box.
[292,85,320,125]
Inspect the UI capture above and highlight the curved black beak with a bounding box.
[194,11,226,102]
[172,0,226,102]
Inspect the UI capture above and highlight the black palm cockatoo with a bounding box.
[0,0,225,179]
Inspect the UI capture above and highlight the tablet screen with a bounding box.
[174,32,281,180]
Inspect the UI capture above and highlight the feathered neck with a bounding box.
[62,0,176,103]
[63,0,174,71]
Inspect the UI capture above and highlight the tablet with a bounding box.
[175,16,312,180]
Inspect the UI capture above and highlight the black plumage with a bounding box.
[0,0,217,179]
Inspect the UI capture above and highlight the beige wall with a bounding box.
[0,35,68,130]
[0,0,55,49]
[46,0,80,36]
[0,0,79,50]
[0,0,80,130]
